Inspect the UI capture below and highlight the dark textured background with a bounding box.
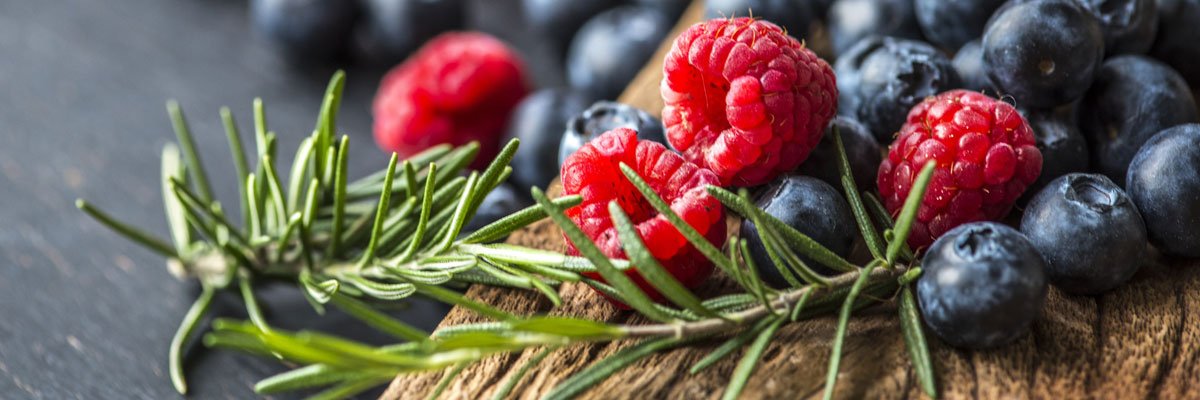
[0,0,556,398]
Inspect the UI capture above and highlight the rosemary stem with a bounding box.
[619,266,902,338]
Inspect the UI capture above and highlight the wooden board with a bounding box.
[384,2,1200,398]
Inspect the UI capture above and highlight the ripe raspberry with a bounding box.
[561,128,727,306]
[373,32,530,168]
[877,90,1042,249]
[661,17,838,187]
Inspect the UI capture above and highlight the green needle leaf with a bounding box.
[617,163,739,275]
[166,100,213,202]
[823,261,880,400]
[170,285,215,394]
[887,161,935,265]
[832,129,885,260]
[307,376,390,400]
[899,284,937,398]
[314,71,345,179]
[253,97,268,155]
[427,362,468,400]
[531,187,674,323]
[160,144,191,255]
[330,292,429,343]
[285,138,315,213]
[510,317,623,339]
[76,199,178,258]
[398,163,437,263]
[609,201,721,319]
[460,195,582,244]
[690,317,776,374]
[254,364,389,394]
[261,154,289,233]
[361,153,400,267]
[328,136,350,256]
[490,346,556,400]
[722,317,785,400]
[239,274,269,332]
[437,171,480,252]
[543,337,686,400]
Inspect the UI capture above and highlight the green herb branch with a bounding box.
[78,74,940,399]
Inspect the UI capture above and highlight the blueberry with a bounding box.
[522,0,623,58]
[914,0,1007,51]
[740,175,856,287]
[1076,0,1159,55]
[1079,55,1199,185]
[504,89,596,192]
[251,0,360,62]
[826,0,925,57]
[952,39,992,92]
[1020,174,1146,295]
[1150,0,1200,87]
[982,0,1104,109]
[1126,124,1200,258]
[835,36,960,143]
[1018,105,1089,202]
[559,101,667,167]
[705,0,814,37]
[796,117,882,191]
[464,182,534,234]
[917,222,1047,349]
[567,6,672,100]
[356,0,465,64]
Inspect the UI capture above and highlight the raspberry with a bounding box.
[877,90,1042,249]
[373,32,530,168]
[661,17,838,187]
[561,128,727,306]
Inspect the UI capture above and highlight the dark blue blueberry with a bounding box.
[504,88,596,192]
[740,175,856,287]
[1150,0,1200,88]
[251,0,360,62]
[356,0,465,64]
[464,182,534,234]
[917,222,1047,349]
[952,39,992,92]
[522,0,623,58]
[826,0,925,57]
[567,6,672,100]
[1018,105,1089,203]
[982,0,1104,109]
[1076,0,1159,55]
[705,0,814,36]
[1020,173,1146,295]
[1079,55,1199,185]
[796,116,882,191]
[559,101,667,167]
[914,0,1006,51]
[835,36,960,143]
[1126,124,1200,258]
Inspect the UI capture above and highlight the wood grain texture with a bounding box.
[385,1,1200,398]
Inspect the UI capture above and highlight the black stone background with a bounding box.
[0,0,563,398]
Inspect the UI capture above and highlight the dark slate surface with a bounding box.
[0,0,561,398]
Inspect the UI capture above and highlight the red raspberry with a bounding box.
[561,128,727,307]
[877,90,1042,249]
[661,17,838,187]
[373,32,530,168]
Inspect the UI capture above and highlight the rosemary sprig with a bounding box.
[80,73,943,399]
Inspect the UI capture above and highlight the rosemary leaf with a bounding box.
[427,362,468,400]
[166,100,213,202]
[722,317,785,400]
[490,346,556,400]
[254,364,388,394]
[436,171,479,252]
[609,201,721,319]
[170,285,215,394]
[285,138,315,213]
[461,195,582,244]
[899,283,937,398]
[313,71,345,180]
[823,261,881,400]
[618,163,739,275]
[834,130,885,261]
[510,317,623,339]
[690,317,776,374]
[160,144,192,255]
[238,274,269,332]
[330,292,429,343]
[532,187,673,322]
[360,153,400,267]
[76,200,178,259]
[308,375,390,400]
[886,161,935,265]
[543,337,685,400]
[261,154,289,233]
